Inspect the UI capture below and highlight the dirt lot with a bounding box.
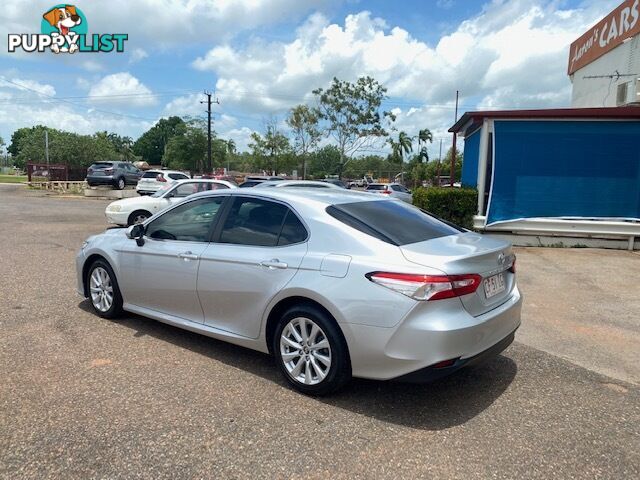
[1,184,638,479]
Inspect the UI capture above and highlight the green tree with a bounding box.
[162,121,207,172]
[249,119,290,175]
[417,128,433,163]
[286,104,321,179]
[309,145,342,179]
[388,131,413,164]
[133,116,186,165]
[313,76,395,178]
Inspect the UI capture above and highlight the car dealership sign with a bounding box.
[568,0,640,75]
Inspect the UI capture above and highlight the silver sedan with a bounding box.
[76,188,522,395]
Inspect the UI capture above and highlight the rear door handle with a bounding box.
[178,251,199,261]
[260,259,288,269]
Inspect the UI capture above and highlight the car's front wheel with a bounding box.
[273,305,351,395]
[86,260,123,319]
[127,210,151,226]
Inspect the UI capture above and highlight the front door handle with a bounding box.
[178,251,199,261]
[260,259,288,269]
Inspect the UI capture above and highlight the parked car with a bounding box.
[365,183,413,203]
[105,179,236,226]
[239,177,284,188]
[136,169,190,195]
[321,178,350,189]
[254,180,343,189]
[78,188,521,395]
[86,162,142,190]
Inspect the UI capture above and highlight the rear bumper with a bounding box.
[86,175,116,185]
[341,286,523,380]
[393,328,517,383]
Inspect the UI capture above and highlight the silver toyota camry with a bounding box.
[76,188,522,395]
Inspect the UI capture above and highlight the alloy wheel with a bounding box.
[118,178,125,189]
[279,317,332,385]
[133,213,148,224]
[89,266,114,313]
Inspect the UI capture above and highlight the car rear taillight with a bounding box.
[509,257,516,274]
[382,190,392,194]
[366,272,482,301]
[87,168,93,174]
[156,174,167,182]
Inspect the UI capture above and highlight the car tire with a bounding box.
[115,177,125,190]
[273,305,351,396]
[127,210,151,226]
[86,259,123,319]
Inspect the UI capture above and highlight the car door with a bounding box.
[197,196,308,338]
[118,195,228,322]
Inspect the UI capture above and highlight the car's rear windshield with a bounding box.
[142,171,160,178]
[366,184,386,191]
[326,200,463,246]
[90,162,114,168]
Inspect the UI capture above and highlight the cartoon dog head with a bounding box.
[42,5,82,36]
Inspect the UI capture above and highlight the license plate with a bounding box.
[483,273,506,298]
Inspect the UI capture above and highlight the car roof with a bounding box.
[190,186,384,207]
[256,180,341,188]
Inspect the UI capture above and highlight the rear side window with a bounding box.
[168,173,188,180]
[326,200,463,246]
[219,197,307,247]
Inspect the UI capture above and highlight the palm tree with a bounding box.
[225,139,236,172]
[388,131,413,163]
[417,128,433,163]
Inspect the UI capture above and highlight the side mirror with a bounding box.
[126,224,146,246]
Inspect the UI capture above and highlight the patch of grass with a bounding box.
[0,174,28,184]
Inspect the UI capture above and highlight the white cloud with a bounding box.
[3,77,56,97]
[88,72,156,107]
[129,48,149,64]
[190,0,620,156]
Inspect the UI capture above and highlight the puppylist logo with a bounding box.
[8,4,128,54]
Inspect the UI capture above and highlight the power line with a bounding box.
[0,78,157,121]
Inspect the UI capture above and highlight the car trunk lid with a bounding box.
[400,232,515,316]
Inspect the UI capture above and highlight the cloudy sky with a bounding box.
[0,0,620,157]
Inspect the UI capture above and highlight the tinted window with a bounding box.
[168,173,188,180]
[91,162,113,169]
[239,181,261,188]
[287,183,328,188]
[170,182,226,198]
[366,184,386,191]
[219,198,297,247]
[142,171,160,178]
[326,200,463,246]
[146,197,225,242]
[390,185,401,191]
[278,211,308,245]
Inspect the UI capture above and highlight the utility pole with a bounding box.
[45,129,49,167]
[450,90,459,187]
[436,138,443,186]
[200,91,219,174]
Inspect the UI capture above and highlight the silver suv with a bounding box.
[86,161,142,190]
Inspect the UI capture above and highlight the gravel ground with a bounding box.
[1,184,638,479]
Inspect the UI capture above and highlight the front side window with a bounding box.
[219,197,306,247]
[145,197,225,242]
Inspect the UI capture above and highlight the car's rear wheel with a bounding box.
[115,177,125,190]
[273,305,351,395]
[127,210,151,226]
[86,260,123,319]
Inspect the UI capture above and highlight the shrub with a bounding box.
[412,187,478,230]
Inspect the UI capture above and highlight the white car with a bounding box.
[136,169,190,195]
[365,183,413,203]
[254,180,343,189]
[106,179,237,226]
